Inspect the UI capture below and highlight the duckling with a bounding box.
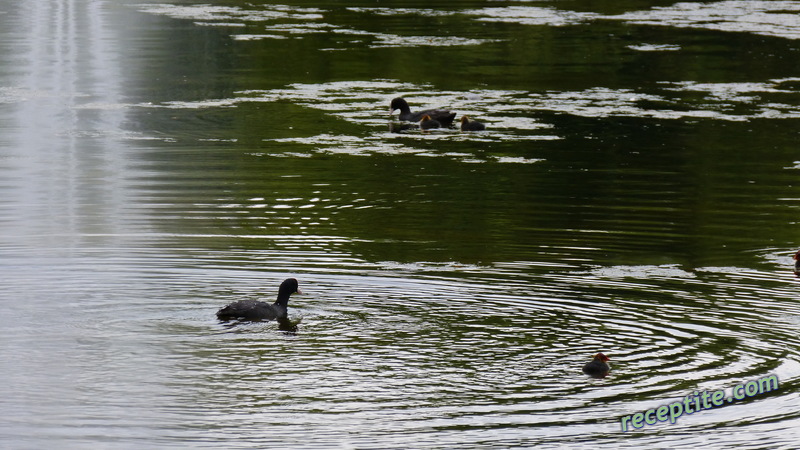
[419,114,442,130]
[460,115,486,131]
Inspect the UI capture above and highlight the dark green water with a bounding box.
[2,1,800,448]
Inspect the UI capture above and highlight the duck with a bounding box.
[216,278,301,321]
[460,115,486,131]
[794,250,800,275]
[419,114,441,130]
[390,97,456,126]
[582,353,611,378]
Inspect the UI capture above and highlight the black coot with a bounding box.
[582,353,611,378]
[390,97,456,126]
[216,278,301,321]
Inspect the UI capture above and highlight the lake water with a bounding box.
[2,0,800,448]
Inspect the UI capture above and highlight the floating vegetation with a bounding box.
[609,1,800,40]
[463,6,600,26]
[127,75,800,163]
[627,43,682,52]
[129,74,800,124]
[232,34,290,41]
[136,3,498,49]
[137,1,800,43]
[134,4,324,23]
[588,264,697,279]
[350,1,800,41]
[345,7,456,17]
[128,3,800,160]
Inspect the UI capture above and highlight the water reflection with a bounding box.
[0,1,130,250]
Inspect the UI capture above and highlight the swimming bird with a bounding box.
[794,250,800,275]
[460,115,486,131]
[419,114,441,130]
[216,278,301,321]
[582,353,611,378]
[390,97,456,126]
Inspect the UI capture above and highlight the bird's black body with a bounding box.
[216,278,300,321]
[390,97,456,126]
[582,353,611,378]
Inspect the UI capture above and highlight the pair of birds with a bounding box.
[390,97,486,131]
[217,277,612,378]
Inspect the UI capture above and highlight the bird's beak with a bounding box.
[296,288,303,295]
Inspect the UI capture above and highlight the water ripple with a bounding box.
[3,242,800,446]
